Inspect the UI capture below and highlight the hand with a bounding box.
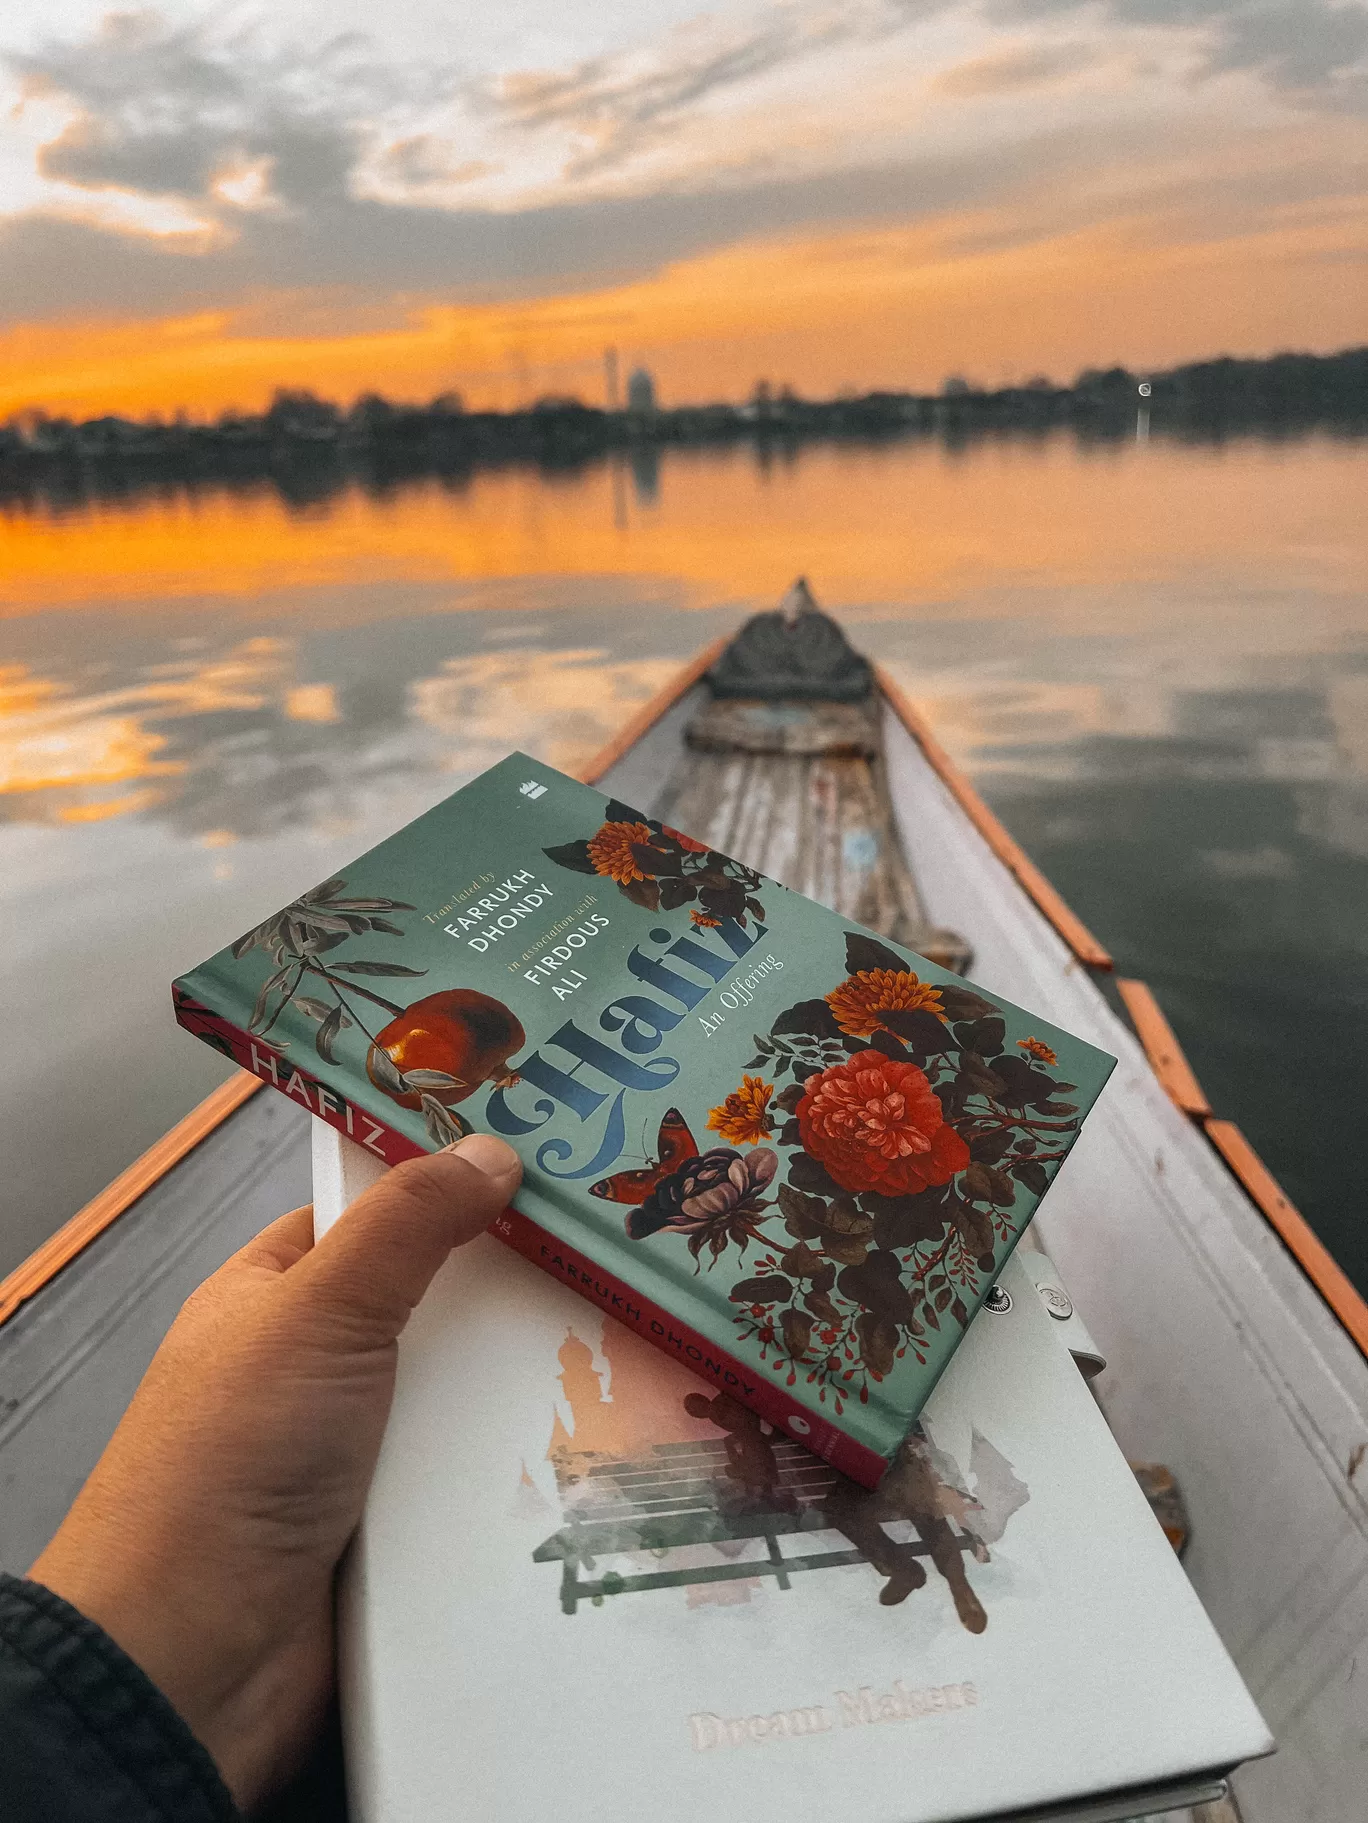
[29,1132,522,1813]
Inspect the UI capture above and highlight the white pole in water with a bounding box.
[1136,379,1151,444]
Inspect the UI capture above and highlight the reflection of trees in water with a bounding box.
[2,349,1364,517]
[629,445,660,506]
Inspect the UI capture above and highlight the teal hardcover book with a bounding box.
[173,753,1115,1486]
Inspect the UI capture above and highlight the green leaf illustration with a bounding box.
[315,1004,345,1064]
[330,960,427,977]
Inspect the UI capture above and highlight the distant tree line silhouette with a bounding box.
[1,346,1363,512]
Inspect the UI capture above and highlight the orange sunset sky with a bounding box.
[0,2,1364,420]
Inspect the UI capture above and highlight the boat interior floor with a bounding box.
[660,693,972,974]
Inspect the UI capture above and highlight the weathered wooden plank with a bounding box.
[687,696,880,755]
[657,701,971,971]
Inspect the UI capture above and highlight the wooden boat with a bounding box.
[2,585,1365,1822]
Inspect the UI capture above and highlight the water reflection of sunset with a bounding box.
[3,435,1365,614]
[0,638,682,830]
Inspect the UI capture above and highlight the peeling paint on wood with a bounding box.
[660,696,972,974]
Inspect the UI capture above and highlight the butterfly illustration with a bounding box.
[590,1108,699,1205]
[590,1108,702,1240]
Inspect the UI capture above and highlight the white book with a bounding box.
[314,1124,1272,1823]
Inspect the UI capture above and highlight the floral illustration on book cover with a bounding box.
[196,789,1090,1418]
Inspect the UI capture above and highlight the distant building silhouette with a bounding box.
[604,347,620,411]
[942,375,973,397]
[626,366,657,413]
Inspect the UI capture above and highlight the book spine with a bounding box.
[173,982,427,1166]
[172,984,890,1489]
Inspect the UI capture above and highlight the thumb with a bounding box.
[288,1133,521,1342]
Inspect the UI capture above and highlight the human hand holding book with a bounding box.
[28,1134,519,1812]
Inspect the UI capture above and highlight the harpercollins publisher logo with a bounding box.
[520,780,548,800]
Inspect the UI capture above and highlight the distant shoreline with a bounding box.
[2,346,1364,507]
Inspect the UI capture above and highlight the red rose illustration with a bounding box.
[796,1050,970,1197]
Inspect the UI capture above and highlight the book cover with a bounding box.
[320,1127,1271,1823]
[173,752,1116,1486]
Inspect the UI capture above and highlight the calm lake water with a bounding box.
[3,430,1366,1289]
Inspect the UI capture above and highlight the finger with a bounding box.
[287,1135,521,1341]
[227,1204,317,1277]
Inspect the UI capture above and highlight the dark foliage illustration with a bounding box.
[635,931,1084,1416]
[544,798,766,927]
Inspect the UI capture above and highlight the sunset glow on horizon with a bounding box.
[2,194,1365,423]
[1,3,1364,421]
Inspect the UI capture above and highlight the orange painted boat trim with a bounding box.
[579,635,730,786]
[876,666,1114,971]
[0,1071,264,1328]
[1205,1120,1368,1357]
[1116,979,1213,1117]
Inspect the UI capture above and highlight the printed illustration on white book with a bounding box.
[520,1316,1030,1625]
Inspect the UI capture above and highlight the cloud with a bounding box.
[931,41,1099,94]
[0,109,1193,324]
[378,137,497,189]
[488,0,946,178]
[0,0,1362,339]
[10,9,449,213]
[995,0,1368,109]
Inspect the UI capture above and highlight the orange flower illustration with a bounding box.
[690,908,722,927]
[825,967,946,1039]
[586,819,654,885]
[1018,1036,1057,1065]
[707,1076,776,1145]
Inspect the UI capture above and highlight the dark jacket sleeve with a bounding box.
[0,1573,240,1823]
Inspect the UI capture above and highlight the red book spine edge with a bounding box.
[172,983,892,1489]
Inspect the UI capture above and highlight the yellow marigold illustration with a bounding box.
[707,1076,775,1145]
[825,967,945,1038]
[586,819,653,885]
[1018,1036,1057,1065]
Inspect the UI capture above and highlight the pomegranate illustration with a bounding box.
[366,990,525,1110]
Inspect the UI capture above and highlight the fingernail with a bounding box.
[443,1132,520,1179]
